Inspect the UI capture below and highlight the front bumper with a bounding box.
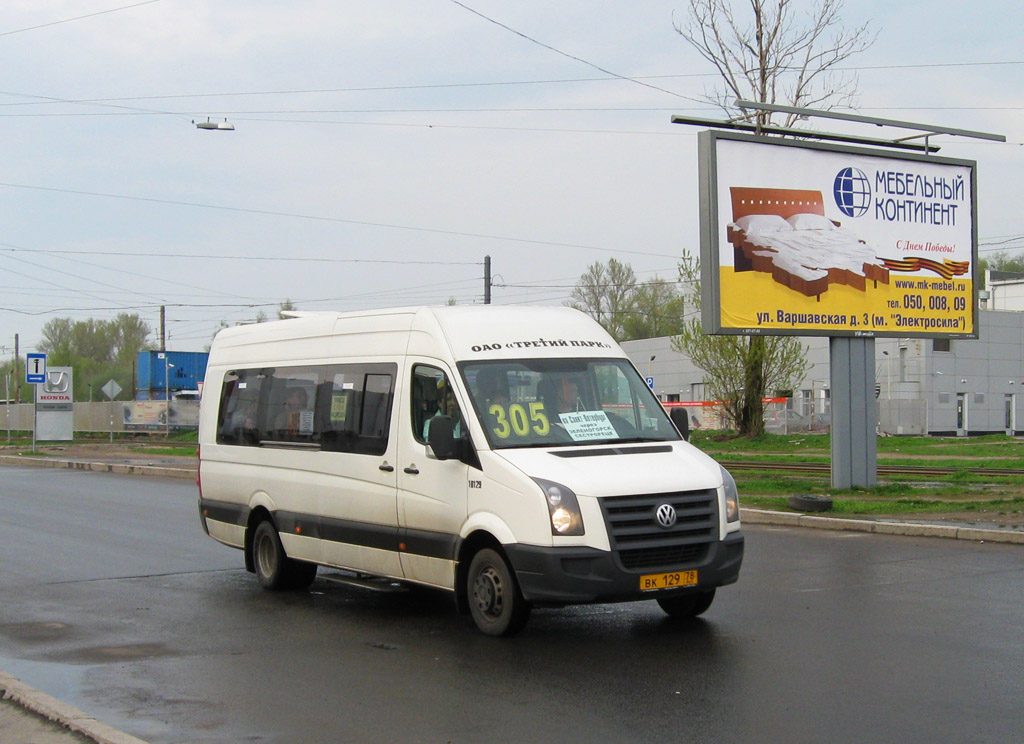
[504,531,744,606]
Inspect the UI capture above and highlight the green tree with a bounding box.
[277,299,298,319]
[569,259,638,341]
[980,252,1024,284]
[621,277,688,341]
[673,252,810,432]
[109,313,151,364]
[36,314,153,401]
[569,259,687,342]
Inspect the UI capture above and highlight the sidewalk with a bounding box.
[0,450,195,480]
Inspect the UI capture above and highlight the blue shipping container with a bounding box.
[137,351,209,393]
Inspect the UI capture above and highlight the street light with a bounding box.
[4,371,10,445]
[881,350,891,399]
[194,117,235,131]
[164,360,175,438]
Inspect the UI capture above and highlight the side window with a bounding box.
[216,363,394,454]
[412,365,462,444]
[321,366,395,455]
[217,370,264,446]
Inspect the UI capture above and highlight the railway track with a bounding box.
[720,461,1024,478]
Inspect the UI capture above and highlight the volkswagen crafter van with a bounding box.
[198,306,743,635]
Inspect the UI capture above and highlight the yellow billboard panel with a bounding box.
[699,132,977,338]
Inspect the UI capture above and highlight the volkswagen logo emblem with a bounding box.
[655,503,677,529]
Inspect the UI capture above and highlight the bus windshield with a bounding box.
[460,358,681,450]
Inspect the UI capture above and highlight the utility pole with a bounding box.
[13,334,19,404]
[484,255,491,305]
[160,306,166,351]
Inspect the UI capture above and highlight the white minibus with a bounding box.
[198,306,743,635]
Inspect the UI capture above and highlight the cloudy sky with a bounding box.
[2,0,1022,357]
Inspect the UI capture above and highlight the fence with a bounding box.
[1,401,200,434]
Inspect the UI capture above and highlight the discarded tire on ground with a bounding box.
[789,494,834,512]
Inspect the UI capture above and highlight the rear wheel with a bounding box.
[467,548,531,637]
[252,520,317,590]
[657,588,715,619]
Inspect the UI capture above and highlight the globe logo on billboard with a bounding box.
[833,167,871,218]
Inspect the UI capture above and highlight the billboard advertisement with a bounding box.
[698,131,978,338]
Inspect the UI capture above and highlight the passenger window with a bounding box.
[216,363,395,455]
[216,370,263,446]
[320,367,396,455]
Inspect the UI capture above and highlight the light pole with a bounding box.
[881,350,891,399]
[164,360,175,438]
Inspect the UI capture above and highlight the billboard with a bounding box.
[698,131,978,338]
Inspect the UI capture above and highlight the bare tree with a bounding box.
[675,0,875,126]
[672,0,873,435]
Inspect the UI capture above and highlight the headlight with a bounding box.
[721,465,740,523]
[532,478,585,536]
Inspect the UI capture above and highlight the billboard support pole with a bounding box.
[830,337,878,489]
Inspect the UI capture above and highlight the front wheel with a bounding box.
[657,588,715,619]
[252,520,317,590]
[467,548,531,637]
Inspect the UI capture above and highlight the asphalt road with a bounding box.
[1,467,1022,743]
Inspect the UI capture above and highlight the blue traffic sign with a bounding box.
[26,353,47,384]
[645,376,655,390]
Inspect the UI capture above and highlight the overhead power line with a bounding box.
[0,244,479,265]
[0,181,680,260]
[448,0,703,104]
[0,0,163,38]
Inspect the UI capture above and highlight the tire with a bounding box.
[252,520,317,590]
[467,548,531,637]
[657,588,716,619]
[288,560,318,589]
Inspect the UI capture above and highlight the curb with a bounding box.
[740,508,1024,544]
[1,671,150,744]
[0,455,194,480]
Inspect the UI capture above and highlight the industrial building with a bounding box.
[622,271,1024,437]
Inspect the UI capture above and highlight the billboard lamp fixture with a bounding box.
[733,99,1005,144]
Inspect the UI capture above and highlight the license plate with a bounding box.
[639,570,698,592]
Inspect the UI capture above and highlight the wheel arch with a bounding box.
[243,505,275,573]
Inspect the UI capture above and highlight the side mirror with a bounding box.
[427,415,459,460]
[669,408,690,441]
